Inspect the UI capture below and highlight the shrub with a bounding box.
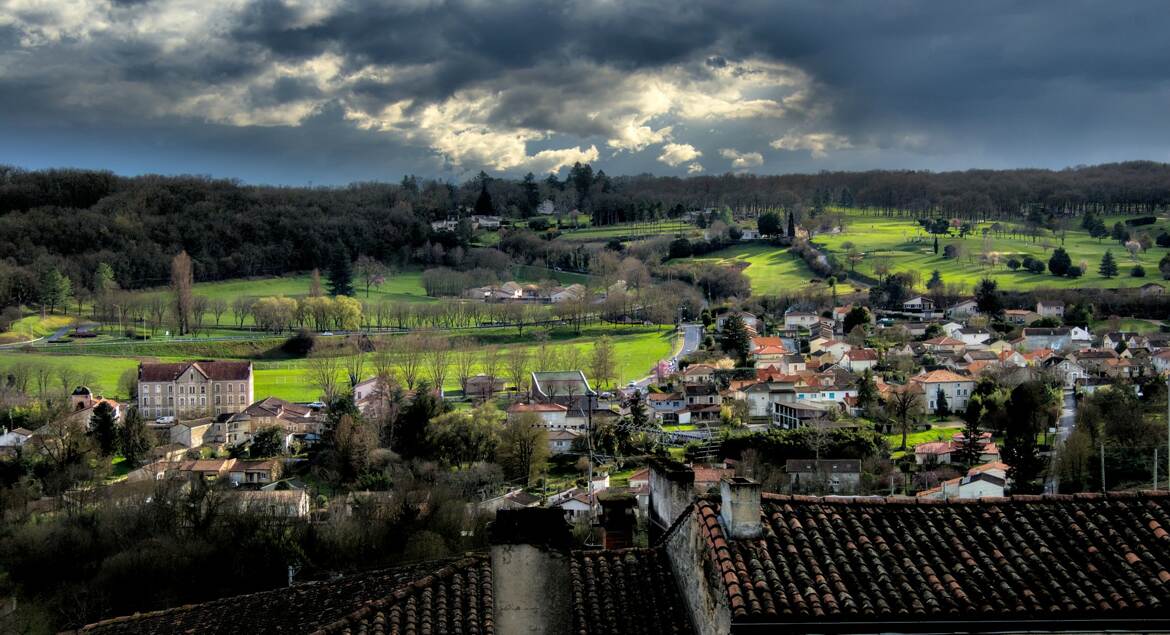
[1132,265,1147,278]
[282,330,316,356]
[1067,265,1083,278]
[527,217,550,231]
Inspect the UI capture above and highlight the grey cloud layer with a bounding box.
[1,0,1168,183]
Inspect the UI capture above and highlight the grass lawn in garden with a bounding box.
[105,456,131,484]
[673,243,825,296]
[884,422,963,459]
[1091,317,1165,334]
[0,314,76,344]
[818,210,1170,291]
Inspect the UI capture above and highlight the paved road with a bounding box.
[632,323,702,388]
[1044,389,1077,494]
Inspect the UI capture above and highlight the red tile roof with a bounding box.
[911,369,973,384]
[81,557,490,634]
[570,548,693,634]
[696,492,1170,626]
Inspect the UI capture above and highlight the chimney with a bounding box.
[720,477,762,539]
[648,458,695,537]
[598,492,637,549]
[489,508,573,634]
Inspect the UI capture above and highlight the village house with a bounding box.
[749,336,789,368]
[138,360,253,420]
[782,306,819,330]
[911,369,975,413]
[946,298,980,318]
[215,397,323,449]
[1004,308,1039,325]
[679,363,716,383]
[169,420,212,448]
[1102,331,1149,351]
[463,374,506,401]
[684,383,720,407]
[784,459,861,494]
[0,427,32,456]
[901,296,935,314]
[547,429,580,455]
[840,348,878,373]
[506,401,576,430]
[714,310,763,333]
[227,489,311,519]
[1019,326,1090,351]
[917,471,1006,500]
[1036,301,1065,319]
[1043,356,1089,387]
[922,336,966,356]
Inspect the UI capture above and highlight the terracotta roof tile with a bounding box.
[697,493,1170,626]
[570,548,693,634]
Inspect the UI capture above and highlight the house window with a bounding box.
[200,385,206,394]
[214,384,220,393]
[215,396,221,405]
[239,383,246,393]
[167,385,173,394]
[227,384,234,393]
[154,385,160,394]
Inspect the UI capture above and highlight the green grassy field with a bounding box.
[818,211,1170,291]
[672,243,825,295]
[0,327,675,402]
[191,271,433,303]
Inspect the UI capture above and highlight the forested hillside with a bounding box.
[2,161,1169,306]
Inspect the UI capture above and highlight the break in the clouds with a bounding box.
[2,1,1170,183]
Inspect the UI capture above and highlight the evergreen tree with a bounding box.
[1002,381,1055,492]
[1099,250,1118,278]
[933,235,939,254]
[843,306,870,334]
[935,387,949,417]
[926,270,943,290]
[974,278,1003,317]
[119,407,151,467]
[629,390,651,428]
[957,395,984,465]
[39,268,72,315]
[1048,247,1072,276]
[473,184,494,215]
[720,314,753,364]
[856,369,878,411]
[757,211,782,236]
[787,211,796,237]
[328,243,355,296]
[89,401,118,456]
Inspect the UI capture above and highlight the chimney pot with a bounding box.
[720,477,762,539]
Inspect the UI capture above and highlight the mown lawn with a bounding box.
[818,210,1170,291]
[672,243,825,296]
[191,271,434,303]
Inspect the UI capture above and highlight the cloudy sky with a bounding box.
[2,0,1169,184]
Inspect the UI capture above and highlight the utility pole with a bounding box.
[1156,448,1160,491]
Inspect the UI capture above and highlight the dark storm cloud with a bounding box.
[1,0,1168,183]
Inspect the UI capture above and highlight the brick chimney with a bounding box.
[720,477,762,539]
[598,492,637,549]
[489,508,573,633]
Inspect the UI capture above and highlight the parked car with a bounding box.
[320,331,334,336]
[155,416,176,424]
[307,401,326,409]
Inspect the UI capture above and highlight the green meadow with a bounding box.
[0,327,676,402]
[672,243,824,296]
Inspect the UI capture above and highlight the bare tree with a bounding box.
[454,339,477,395]
[309,268,324,298]
[887,387,922,450]
[307,355,343,404]
[231,297,253,328]
[482,346,501,393]
[423,336,450,391]
[344,346,366,388]
[506,347,529,395]
[209,298,228,327]
[396,334,424,391]
[190,295,210,336]
[170,251,194,336]
[589,336,617,389]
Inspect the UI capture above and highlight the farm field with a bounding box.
[673,243,825,296]
[817,211,1170,291]
[0,327,675,402]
